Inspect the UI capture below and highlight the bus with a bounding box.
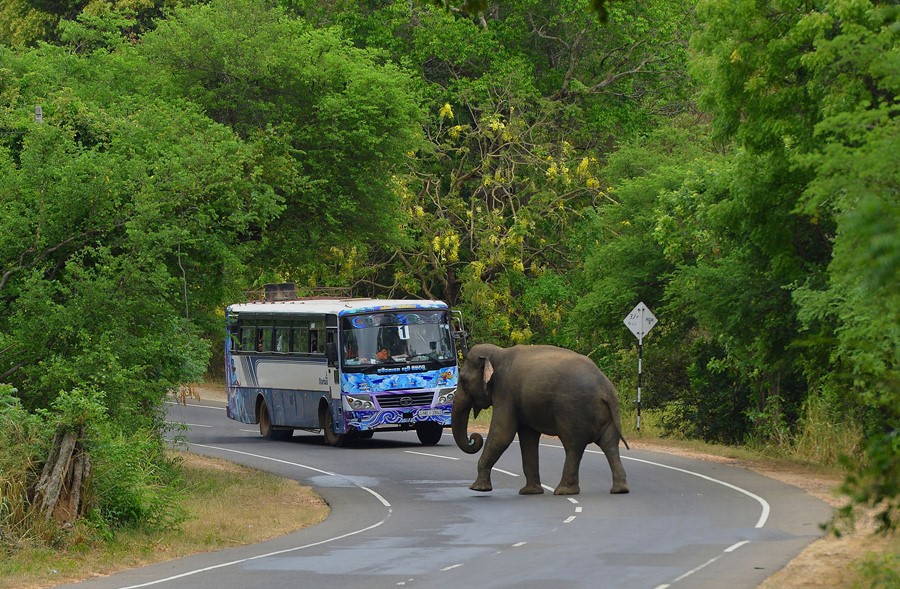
[224,297,467,446]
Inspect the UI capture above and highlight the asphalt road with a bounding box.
[56,400,833,589]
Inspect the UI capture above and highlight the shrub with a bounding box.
[0,385,51,548]
[86,426,186,531]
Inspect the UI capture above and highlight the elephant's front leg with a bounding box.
[517,425,544,494]
[554,444,585,495]
[471,419,517,492]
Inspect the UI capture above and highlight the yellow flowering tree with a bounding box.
[383,78,606,346]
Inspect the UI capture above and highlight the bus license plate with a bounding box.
[418,409,443,417]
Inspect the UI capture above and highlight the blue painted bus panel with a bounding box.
[228,386,331,430]
[341,366,457,393]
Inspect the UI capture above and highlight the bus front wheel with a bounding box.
[416,422,444,446]
[319,405,346,447]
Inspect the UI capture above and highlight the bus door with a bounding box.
[325,323,346,432]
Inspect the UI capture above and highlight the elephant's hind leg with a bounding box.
[553,444,585,495]
[517,426,544,495]
[597,427,629,494]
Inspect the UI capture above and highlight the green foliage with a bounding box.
[0,0,58,46]
[87,427,186,530]
[1,0,893,548]
[686,0,897,528]
[853,549,900,589]
[1,12,278,537]
[0,0,182,47]
[791,392,863,466]
[0,56,273,422]
[282,0,695,348]
[48,388,187,531]
[0,385,51,548]
[424,0,618,25]
[141,0,424,276]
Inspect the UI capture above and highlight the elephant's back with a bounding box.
[506,346,617,438]
[507,345,611,391]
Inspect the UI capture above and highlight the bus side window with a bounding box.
[258,326,274,352]
[240,326,255,352]
[309,321,327,354]
[309,328,319,354]
[274,321,291,353]
[292,323,309,353]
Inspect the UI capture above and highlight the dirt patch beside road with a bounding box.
[630,441,897,588]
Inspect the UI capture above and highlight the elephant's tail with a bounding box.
[608,392,630,450]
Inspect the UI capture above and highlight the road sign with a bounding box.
[624,302,657,343]
[624,302,657,431]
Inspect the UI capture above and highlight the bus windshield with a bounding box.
[341,311,455,369]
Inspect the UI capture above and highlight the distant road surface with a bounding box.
[56,399,832,589]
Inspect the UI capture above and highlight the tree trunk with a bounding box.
[32,426,90,525]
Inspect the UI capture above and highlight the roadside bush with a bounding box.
[54,388,186,531]
[86,427,186,531]
[854,550,900,589]
[792,392,863,466]
[0,384,51,549]
[3,386,187,553]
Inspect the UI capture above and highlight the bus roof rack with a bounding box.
[245,283,356,302]
[265,282,297,301]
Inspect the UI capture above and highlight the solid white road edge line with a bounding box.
[493,467,520,477]
[111,443,393,589]
[538,442,771,529]
[404,450,460,460]
[191,443,392,508]
[614,453,771,528]
[164,401,226,411]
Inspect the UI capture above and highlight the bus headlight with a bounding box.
[437,388,456,404]
[346,395,375,410]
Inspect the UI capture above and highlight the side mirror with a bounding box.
[325,342,338,366]
[451,310,469,357]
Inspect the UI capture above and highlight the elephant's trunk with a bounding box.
[451,398,483,454]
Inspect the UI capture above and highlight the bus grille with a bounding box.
[376,392,435,408]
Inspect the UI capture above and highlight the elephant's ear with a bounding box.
[482,356,494,388]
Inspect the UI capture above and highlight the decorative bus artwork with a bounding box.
[224,295,467,446]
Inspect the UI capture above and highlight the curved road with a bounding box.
[58,400,832,589]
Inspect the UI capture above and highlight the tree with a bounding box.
[427,0,620,24]
[791,0,899,532]
[0,37,280,534]
[692,0,898,528]
[140,0,424,280]
[279,0,695,347]
[0,0,184,47]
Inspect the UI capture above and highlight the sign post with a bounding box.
[623,302,657,431]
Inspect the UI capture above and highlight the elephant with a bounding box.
[452,343,630,496]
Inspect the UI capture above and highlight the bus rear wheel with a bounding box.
[259,400,292,441]
[319,404,346,447]
[416,422,444,446]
